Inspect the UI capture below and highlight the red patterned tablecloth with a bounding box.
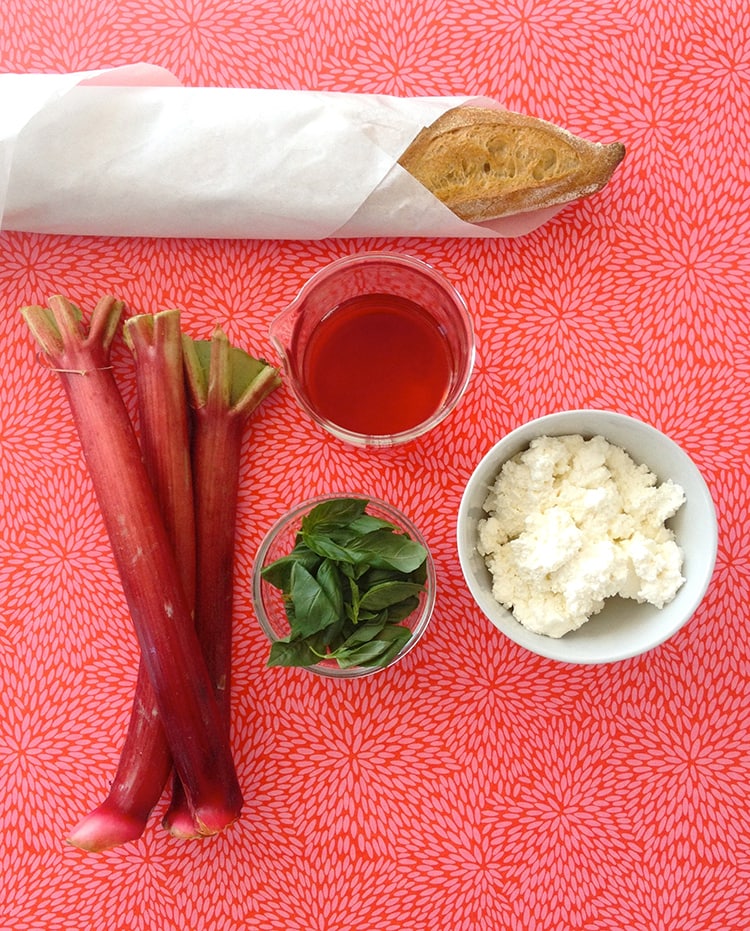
[1,2,749,929]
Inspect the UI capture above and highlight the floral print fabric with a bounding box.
[1,1,749,929]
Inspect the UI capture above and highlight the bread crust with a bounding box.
[398,106,625,223]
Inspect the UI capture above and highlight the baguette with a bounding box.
[398,106,625,223]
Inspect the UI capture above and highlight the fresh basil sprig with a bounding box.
[261,498,429,670]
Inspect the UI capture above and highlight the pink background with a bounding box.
[1,1,749,929]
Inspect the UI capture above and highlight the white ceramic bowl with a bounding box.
[457,410,718,664]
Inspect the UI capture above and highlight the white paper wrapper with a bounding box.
[0,64,563,240]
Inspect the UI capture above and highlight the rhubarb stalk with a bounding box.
[162,327,280,837]
[21,296,242,838]
[67,309,197,851]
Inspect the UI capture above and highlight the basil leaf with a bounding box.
[288,561,340,637]
[359,580,425,611]
[341,575,358,625]
[318,615,348,648]
[316,558,344,617]
[409,559,428,585]
[334,640,392,668]
[267,637,320,667]
[359,566,402,586]
[335,621,414,668]
[301,498,368,533]
[301,528,360,563]
[347,529,427,572]
[339,616,389,649]
[378,623,414,643]
[349,514,394,534]
[371,626,414,668]
[261,544,320,590]
[387,595,421,621]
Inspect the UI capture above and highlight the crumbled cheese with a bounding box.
[477,434,686,638]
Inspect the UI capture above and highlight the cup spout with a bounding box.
[268,303,297,361]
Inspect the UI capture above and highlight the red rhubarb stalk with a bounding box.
[162,327,280,837]
[21,296,242,839]
[67,309,197,851]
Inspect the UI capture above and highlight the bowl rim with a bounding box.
[253,493,437,678]
[456,409,718,664]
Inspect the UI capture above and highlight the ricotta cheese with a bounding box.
[477,434,686,638]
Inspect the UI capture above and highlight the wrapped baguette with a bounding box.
[0,65,625,239]
[398,106,625,223]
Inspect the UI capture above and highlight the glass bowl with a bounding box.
[253,494,436,678]
[268,252,475,447]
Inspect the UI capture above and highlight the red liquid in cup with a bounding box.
[302,293,454,437]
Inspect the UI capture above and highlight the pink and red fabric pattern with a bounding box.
[1,1,749,928]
